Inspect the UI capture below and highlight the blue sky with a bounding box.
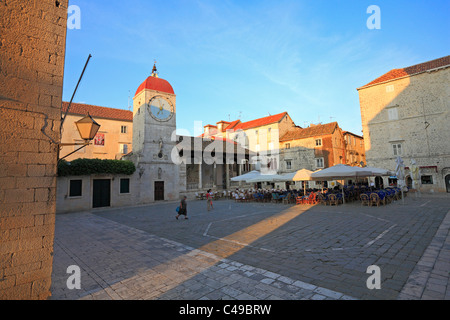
[63,0,449,136]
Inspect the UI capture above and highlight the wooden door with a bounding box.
[93,179,111,208]
[154,181,164,201]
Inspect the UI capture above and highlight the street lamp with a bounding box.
[58,113,101,162]
[75,114,101,142]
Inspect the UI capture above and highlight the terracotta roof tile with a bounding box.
[225,120,241,131]
[62,102,133,122]
[359,55,450,89]
[135,76,175,96]
[280,122,337,141]
[233,112,287,131]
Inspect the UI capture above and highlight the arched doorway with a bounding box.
[407,177,412,189]
[375,176,383,189]
[445,175,450,193]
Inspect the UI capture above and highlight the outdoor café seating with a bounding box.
[360,193,370,206]
[194,185,406,208]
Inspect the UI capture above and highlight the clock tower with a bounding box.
[132,64,179,202]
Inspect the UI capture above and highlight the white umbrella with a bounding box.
[294,169,320,181]
[395,157,406,189]
[247,174,286,183]
[275,169,315,195]
[275,172,297,182]
[409,159,421,190]
[230,170,261,182]
[311,164,372,180]
[311,164,372,204]
[395,156,406,204]
[365,166,393,176]
[274,169,315,182]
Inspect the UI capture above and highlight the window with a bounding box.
[285,143,290,149]
[286,160,292,170]
[388,107,398,120]
[386,85,394,93]
[121,126,128,134]
[120,178,130,194]
[69,180,82,197]
[392,143,402,156]
[120,144,128,154]
[315,139,322,146]
[315,158,324,168]
[421,176,433,185]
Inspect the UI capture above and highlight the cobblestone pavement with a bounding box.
[50,193,450,300]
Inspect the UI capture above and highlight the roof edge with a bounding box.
[357,57,450,91]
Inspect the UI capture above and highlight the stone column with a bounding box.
[226,164,230,190]
[198,162,202,190]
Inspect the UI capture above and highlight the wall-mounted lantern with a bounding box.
[58,113,100,162]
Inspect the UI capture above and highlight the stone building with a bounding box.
[357,56,450,192]
[0,0,68,299]
[203,113,366,189]
[343,131,365,167]
[278,122,350,189]
[60,102,133,161]
[56,66,253,212]
[202,112,296,174]
[279,122,347,171]
[203,112,295,153]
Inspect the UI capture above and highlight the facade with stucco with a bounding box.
[59,102,133,162]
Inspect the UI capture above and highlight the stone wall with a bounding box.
[358,66,450,192]
[56,175,137,214]
[0,0,68,299]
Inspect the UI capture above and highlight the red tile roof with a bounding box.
[62,102,133,122]
[359,55,450,89]
[343,131,363,139]
[280,122,338,141]
[233,112,287,131]
[224,120,241,131]
[135,76,175,96]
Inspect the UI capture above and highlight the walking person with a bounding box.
[206,189,214,211]
[176,196,188,220]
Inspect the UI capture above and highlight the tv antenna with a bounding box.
[128,90,131,111]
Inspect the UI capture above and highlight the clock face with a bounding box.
[148,96,174,122]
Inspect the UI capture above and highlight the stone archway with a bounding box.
[445,174,450,193]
